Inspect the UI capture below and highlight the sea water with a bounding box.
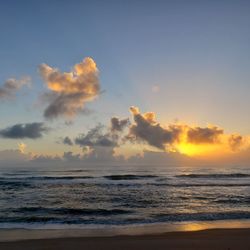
[0,165,249,229]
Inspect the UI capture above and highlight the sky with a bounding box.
[0,0,250,167]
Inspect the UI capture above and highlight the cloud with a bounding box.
[18,142,27,153]
[31,154,61,163]
[110,117,130,132]
[75,124,118,148]
[39,57,100,119]
[152,85,160,93]
[0,122,49,139]
[83,146,118,162]
[128,106,181,149]
[0,150,30,168]
[186,126,223,144]
[73,117,129,162]
[127,106,249,155]
[63,151,81,161]
[0,76,31,100]
[62,136,73,146]
[228,134,244,151]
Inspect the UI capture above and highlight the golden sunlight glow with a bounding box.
[18,142,27,154]
[175,142,222,157]
[168,125,224,157]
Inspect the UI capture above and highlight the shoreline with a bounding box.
[1,219,250,242]
[0,228,250,250]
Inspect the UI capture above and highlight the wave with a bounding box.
[3,170,89,176]
[104,174,157,180]
[26,176,94,180]
[0,176,93,181]
[1,211,250,225]
[1,179,250,189]
[214,198,250,204]
[0,181,33,190]
[176,173,250,179]
[152,211,250,221]
[0,217,131,224]
[13,207,133,216]
[0,217,60,223]
[100,182,250,188]
[1,175,156,182]
[153,183,250,187]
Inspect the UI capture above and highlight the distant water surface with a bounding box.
[0,165,249,229]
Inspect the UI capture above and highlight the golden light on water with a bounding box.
[179,220,250,232]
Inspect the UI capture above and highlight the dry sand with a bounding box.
[0,228,250,250]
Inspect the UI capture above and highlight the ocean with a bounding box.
[0,165,250,229]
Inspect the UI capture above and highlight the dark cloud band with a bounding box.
[0,123,49,139]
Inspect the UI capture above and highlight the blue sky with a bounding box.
[0,0,250,159]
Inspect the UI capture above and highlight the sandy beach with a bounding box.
[0,228,249,250]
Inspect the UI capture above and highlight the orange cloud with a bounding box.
[128,106,250,157]
[18,142,27,154]
[39,57,100,119]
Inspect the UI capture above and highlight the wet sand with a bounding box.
[0,228,250,250]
